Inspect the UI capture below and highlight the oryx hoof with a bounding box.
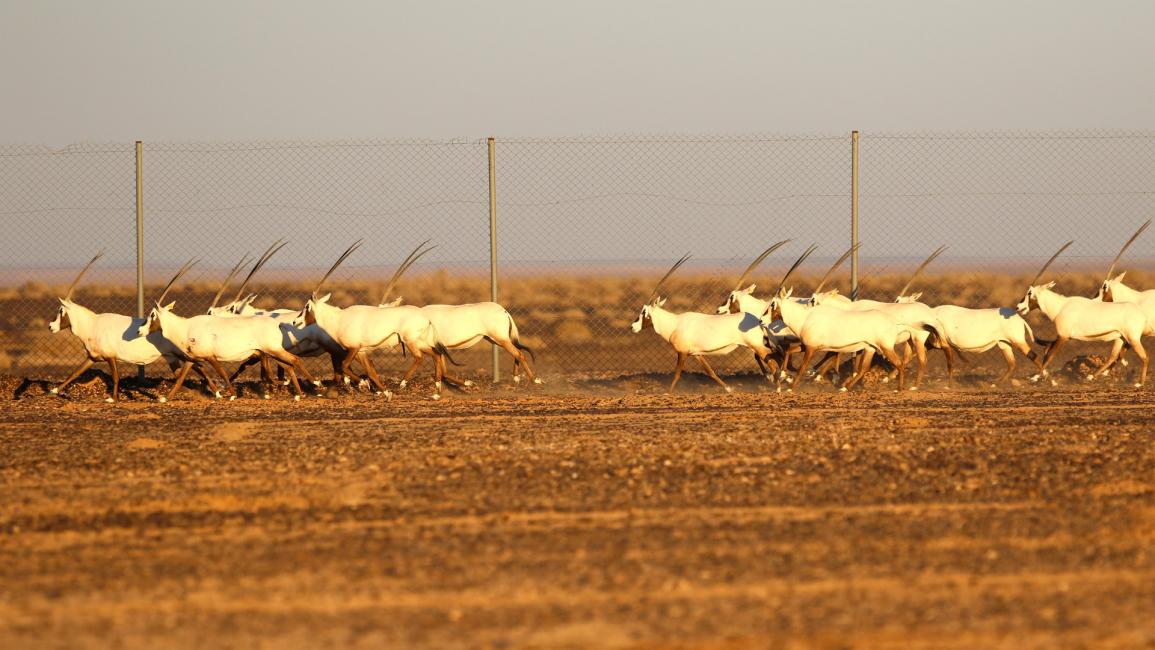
[513,375,521,384]
[399,379,408,389]
[1028,374,1040,383]
[838,387,848,393]
[313,380,322,387]
[263,393,271,400]
[213,391,223,399]
[776,386,782,394]
[431,393,441,401]
[908,386,919,391]
[281,380,290,386]
[724,386,733,393]
[49,387,60,395]
[158,396,167,403]
[880,376,890,384]
[463,380,475,387]
[435,381,442,392]
[228,395,236,401]
[104,397,114,403]
[1101,369,1110,377]
[1134,382,1144,388]
[1050,379,1059,387]
[293,394,301,402]
[1084,374,1095,382]
[358,379,370,390]
[778,372,788,380]
[533,378,543,385]
[344,376,352,386]
[990,383,998,389]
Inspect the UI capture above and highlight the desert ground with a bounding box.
[3,271,1155,648]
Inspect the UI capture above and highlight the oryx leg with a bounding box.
[1090,339,1126,380]
[497,339,537,383]
[887,345,906,391]
[265,351,305,398]
[227,355,261,383]
[205,358,238,399]
[994,343,1016,385]
[107,357,120,402]
[670,352,688,392]
[359,353,392,395]
[437,353,473,388]
[400,353,426,388]
[792,347,816,389]
[339,347,367,390]
[807,351,841,382]
[53,358,95,395]
[1130,339,1148,387]
[841,348,876,391]
[911,337,929,389]
[694,355,731,393]
[1038,336,1069,378]
[165,360,197,402]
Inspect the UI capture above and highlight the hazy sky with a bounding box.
[3,1,1153,145]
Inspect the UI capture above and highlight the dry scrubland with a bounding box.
[4,269,1155,648]
[4,268,1152,378]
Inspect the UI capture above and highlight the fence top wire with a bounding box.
[864,129,1155,141]
[494,133,849,145]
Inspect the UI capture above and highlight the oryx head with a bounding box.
[632,254,690,333]
[808,288,847,307]
[716,240,790,315]
[1017,240,1073,315]
[1099,272,1127,302]
[50,251,103,333]
[1017,281,1055,315]
[296,293,331,327]
[765,287,794,323]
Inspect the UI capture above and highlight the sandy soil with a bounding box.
[2,371,1155,649]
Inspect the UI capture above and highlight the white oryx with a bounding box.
[765,287,916,392]
[808,246,953,389]
[630,254,783,392]
[139,262,316,402]
[48,253,211,402]
[412,302,538,386]
[1017,241,1149,387]
[295,241,455,399]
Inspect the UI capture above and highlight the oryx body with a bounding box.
[417,302,538,384]
[1019,282,1148,386]
[1100,273,1155,336]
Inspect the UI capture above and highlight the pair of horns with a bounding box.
[313,239,435,300]
[646,254,692,304]
[731,240,791,291]
[156,258,200,306]
[64,251,105,300]
[1105,219,1151,281]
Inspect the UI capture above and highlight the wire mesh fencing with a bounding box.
[3,131,1155,381]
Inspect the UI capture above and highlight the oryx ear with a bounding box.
[656,297,667,307]
[784,287,793,299]
[1115,271,1127,282]
[319,292,332,303]
[829,288,841,296]
[1043,281,1056,290]
[164,301,176,310]
[912,291,923,301]
[57,297,68,306]
[744,283,756,293]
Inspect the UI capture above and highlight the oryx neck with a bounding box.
[647,303,679,339]
[1110,280,1140,301]
[61,301,96,335]
[1034,286,1068,320]
[777,297,810,333]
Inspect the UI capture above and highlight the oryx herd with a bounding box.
[631,221,1153,393]
[49,240,538,402]
[46,222,1155,402]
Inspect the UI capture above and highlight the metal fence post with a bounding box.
[487,137,500,382]
[850,130,860,301]
[135,141,146,380]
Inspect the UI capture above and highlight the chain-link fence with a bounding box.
[3,132,1154,380]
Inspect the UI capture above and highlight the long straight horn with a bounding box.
[313,240,363,297]
[896,245,947,298]
[64,251,104,300]
[770,244,818,298]
[208,254,254,310]
[156,258,199,306]
[733,239,791,291]
[647,253,692,304]
[1105,219,1151,280]
[231,238,288,304]
[811,243,861,295]
[1028,240,1074,287]
[380,239,436,304]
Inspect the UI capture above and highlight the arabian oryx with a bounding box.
[48,253,213,402]
[209,241,352,388]
[295,241,456,399]
[1017,241,1149,387]
[631,254,783,392]
[139,262,316,402]
[767,286,938,391]
[808,246,954,389]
